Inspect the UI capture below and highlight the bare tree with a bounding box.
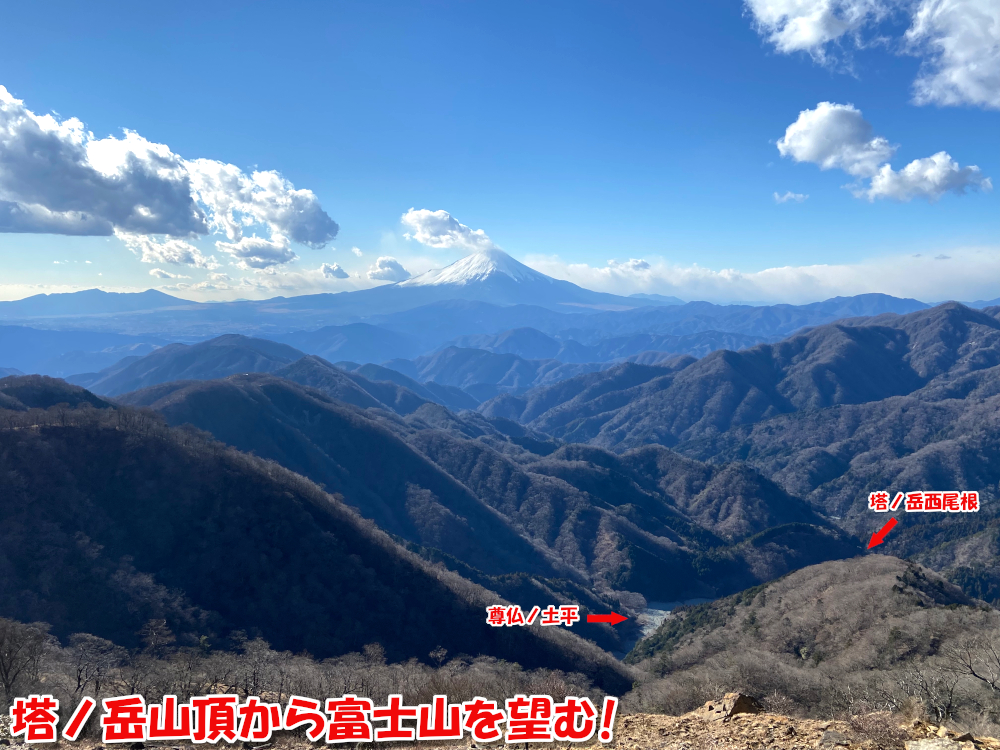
[0,618,50,706]
[943,637,1000,695]
[68,633,123,699]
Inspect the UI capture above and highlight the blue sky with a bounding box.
[0,0,997,303]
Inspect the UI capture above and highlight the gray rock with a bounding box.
[821,729,850,747]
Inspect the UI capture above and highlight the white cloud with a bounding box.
[367,256,411,282]
[149,268,190,279]
[186,160,338,249]
[401,208,496,253]
[524,246,1000,303]
[777,102,896,177]
[744,0,1000,109]
[744,0,892,63]
[320,262,349,279]
[778,102,990,200]
[115,230,220,269]
[352,246,363,257]
[864,150,991,200]
[774,190,810,202]
[0,85,338,267]
[906,0,1000,109]
[215,233,296,269]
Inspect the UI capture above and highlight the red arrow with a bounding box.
[586,612,628,625]
[867,517,898,549]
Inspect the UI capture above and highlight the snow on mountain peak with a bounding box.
[398,247,554,287]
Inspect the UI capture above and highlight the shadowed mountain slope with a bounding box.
[0,393,634,692]
[0,373,114,410]
[346,362,480,411]
[117,375,565,579]
[83,335,307,396]
[385,346,608,398]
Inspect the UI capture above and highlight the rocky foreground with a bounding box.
[612,694,1000,750]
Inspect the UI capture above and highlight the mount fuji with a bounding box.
[400,247,558,288]
[362,247,653,312]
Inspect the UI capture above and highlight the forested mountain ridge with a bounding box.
[0,393,634,692]
[480,303,1000,451]
[117,374,567,580]
[79,334,307,396]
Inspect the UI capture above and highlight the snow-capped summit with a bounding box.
[358,246,648,311]
[399,247,554,287]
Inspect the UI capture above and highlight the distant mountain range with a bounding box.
[446,327,769,363]
[0,247,958,343]
[0,326,167,376]
[0,288,192,318]
[480,302,1000,450]
[6,292,962,404]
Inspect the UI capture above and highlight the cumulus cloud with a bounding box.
[865,150,991,199]
[115,230,220,269]
[524,247,1000,304]
[744,0,891,63]
[774,191,810,202]
[149,268,189,279]
[777,102,896,177]
[906,0,1000,109]
[320,262,349,279]
[401,208,496,253]
[367,256,411,282]
[744,0,1000,109]
[778,102,990,200]
[0,85,338,268]
[352,246,363,257]
[215,234,296,269]
[186,160,338,251]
